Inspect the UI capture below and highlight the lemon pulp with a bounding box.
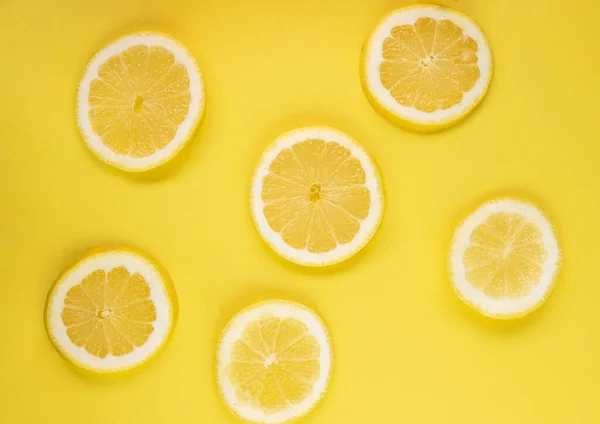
[227,315,321,412]
[380,17,480,112]
[88,44,192,157]
[61,267,156,358]
[463,212,547,299]
[262,139,371,254]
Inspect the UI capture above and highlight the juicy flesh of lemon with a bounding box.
[227,315,321,413]
[61,267,156,358]
[88,45,192,157]
[380,17,480,112]
[262,139,371,254]
[463,213,547,299]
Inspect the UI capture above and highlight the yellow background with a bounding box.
[1,0,599,422]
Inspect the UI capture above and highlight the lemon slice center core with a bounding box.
[133,95,144,114]
[97,309,111,319]
[309,183,322,202]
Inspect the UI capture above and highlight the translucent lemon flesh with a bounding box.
[88,45,192,157]
[380,17,480,112]
[463,212,547,299]
[262,139,371,253]
[227,315,321,413]
[61,267,156,358]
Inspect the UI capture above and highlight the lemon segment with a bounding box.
[77,32,204,171]
[449,199,560,318]
[45,248,177,373]
[217,300,332,424]
[362,4,493,131]
[251,127,384,266]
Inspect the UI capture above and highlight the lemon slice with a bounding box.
[45,248,177,373]
[77,32,204,171]
[250,127,384,266]
[217,300,332,424]
[449,199,561,319]
[361,4,493,131]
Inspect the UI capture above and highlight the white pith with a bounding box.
[251,127,384,266]
[450,199,560,317]
[217,301,332,423]
[46,250,174,372]
[363,5,492,126]
[76,33,204,171]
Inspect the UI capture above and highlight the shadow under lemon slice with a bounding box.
[361,4,493,132]
[250,127,384,267]
[449,199,561,319]
[217,300,332,424]
[45,247,177,374]
[76,32,205,172]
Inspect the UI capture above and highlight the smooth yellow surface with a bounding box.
[1,0,599,422]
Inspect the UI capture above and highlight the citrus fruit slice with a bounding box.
[250,127,384,266]
[449,199,561,319]
[45,248,177,373]
[217,300,332,424]
[77,32,204,171]
[361,4,493,131]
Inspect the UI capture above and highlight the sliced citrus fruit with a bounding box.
[250,127,384,266]
[76,32,204,171]
[361,4,493,131]
[449,199,561,319]
[217,300,332,423]
[45,247,177,373]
